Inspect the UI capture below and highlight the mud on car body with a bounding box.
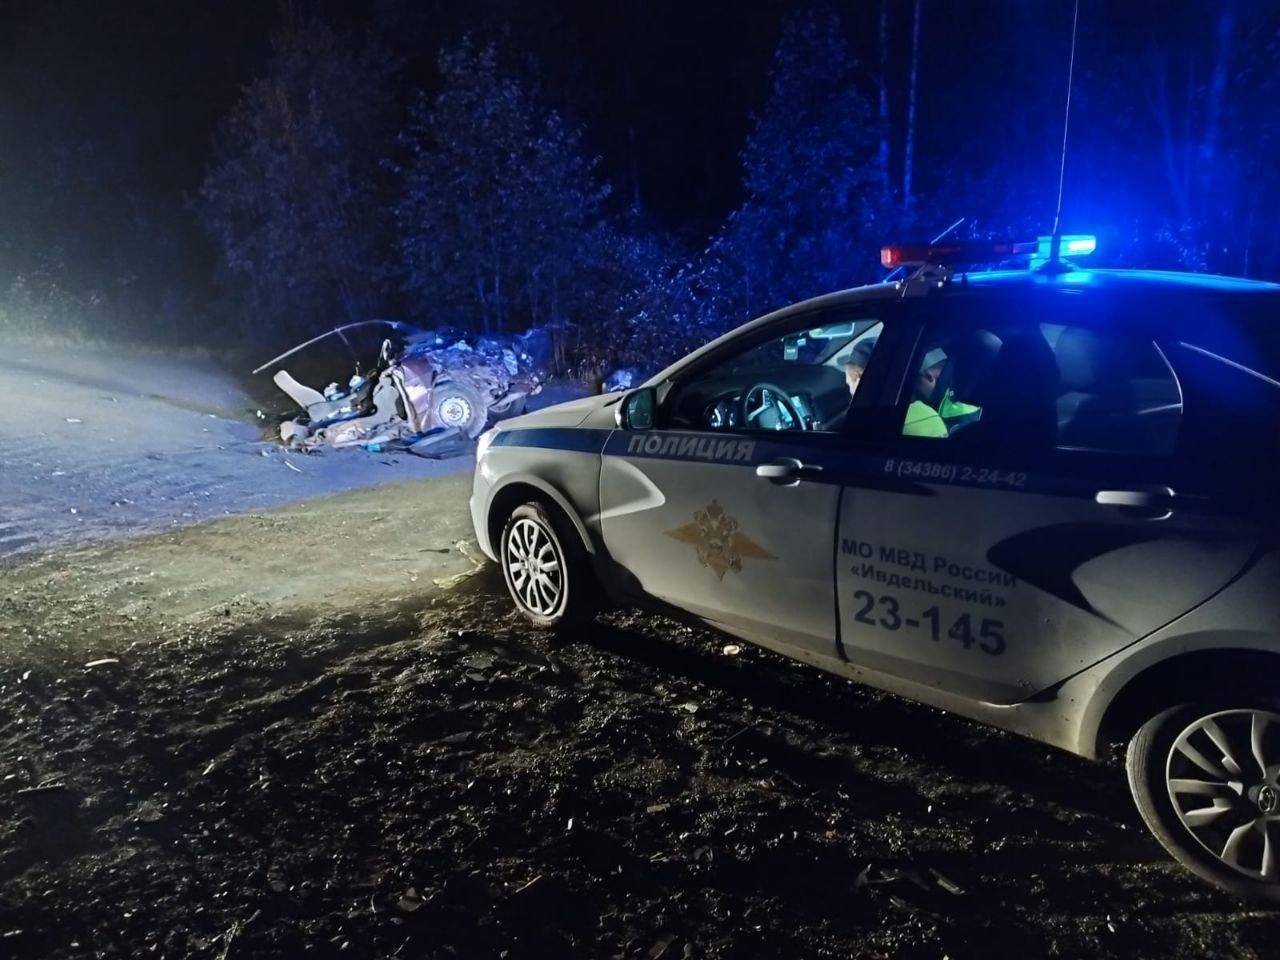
[471,240,1280,901]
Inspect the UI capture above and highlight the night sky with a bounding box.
[3,0,1278,348]
[0,0,1087,235]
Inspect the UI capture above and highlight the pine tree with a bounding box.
[197,17,396,343]
[710,9,881,323]
[394,40,609,336]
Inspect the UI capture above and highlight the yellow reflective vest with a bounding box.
[903,389,982,438]
[903,400,948,437]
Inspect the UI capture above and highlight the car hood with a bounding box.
[497,391,621,432]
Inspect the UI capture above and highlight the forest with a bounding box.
[1,1,1277,379]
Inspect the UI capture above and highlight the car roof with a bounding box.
[647,267,1280,387]
[958,267,1280,297]
[932,268,1280,347]
[805,267,1280,324]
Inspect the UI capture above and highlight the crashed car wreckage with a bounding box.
[254,320,549,455]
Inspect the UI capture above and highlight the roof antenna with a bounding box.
[1045,0,1081,273]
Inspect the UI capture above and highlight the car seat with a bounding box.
[1054,326,1138,451]
[935,329,1003,408]
[970,332,1060,453]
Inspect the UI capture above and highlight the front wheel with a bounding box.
[499,502,596,630]
[1127,700,1280,902]
[431,380,488,438]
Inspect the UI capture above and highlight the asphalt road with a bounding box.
[0,339,469,560]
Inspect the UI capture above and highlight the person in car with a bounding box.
[841,339,877,397]
[904,347,983,437]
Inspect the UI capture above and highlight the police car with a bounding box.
[470,236,1280,900]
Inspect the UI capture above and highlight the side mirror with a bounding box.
[617,386,656,430]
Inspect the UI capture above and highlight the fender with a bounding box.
[485,471,598,558]
[1070,627,1278,758]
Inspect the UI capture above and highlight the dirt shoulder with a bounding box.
[0,472,1275,959]
[0,472,479,667]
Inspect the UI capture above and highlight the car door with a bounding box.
[836,291,1261,705]
[599,305,898,668]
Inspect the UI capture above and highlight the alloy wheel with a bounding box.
[1166,709,1280,882]
[504,517,564,617]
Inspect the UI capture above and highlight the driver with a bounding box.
[903,347,982,437]
[841,338,877,397]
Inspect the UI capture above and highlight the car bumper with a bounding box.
[470,459,498,562]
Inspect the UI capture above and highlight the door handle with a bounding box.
[756,458,936,495]
[756,457,822,486]
[1095,487,1175,519]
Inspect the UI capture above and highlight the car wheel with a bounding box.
[1127,699,1280,901]
[431,380,488,438]
[499,501,596,630]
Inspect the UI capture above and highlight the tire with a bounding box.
[431,380,488,438]
[498,501,597,630]
[1126,698,1280,902]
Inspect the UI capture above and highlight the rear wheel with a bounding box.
[499,502,596,630]
[1127,699,1280,902]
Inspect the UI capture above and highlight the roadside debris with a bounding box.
[647,935,678,959]
[511,875,544,896]
[855,862,965,913]
[255,320,550,456]
[15,781,68,798]
[603,367,646,393]
[395,888,426,913]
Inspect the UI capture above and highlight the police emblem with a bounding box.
[665,500,776,580]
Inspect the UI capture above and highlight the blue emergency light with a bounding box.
[1037,234,1096,259]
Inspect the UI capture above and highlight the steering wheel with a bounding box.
[740,382,807,431]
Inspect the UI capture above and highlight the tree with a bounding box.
[197,16,396,344]
[394,40,609,336]
[711,9,882,322]
[902,0,922,208]
[1139,4,1242,271]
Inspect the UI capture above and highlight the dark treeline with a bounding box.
[1,1,1278,377]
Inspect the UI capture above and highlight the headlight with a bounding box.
[475,427,498,461]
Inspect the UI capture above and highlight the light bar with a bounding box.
[1036,234,1096,259]
[881,239,1038,270]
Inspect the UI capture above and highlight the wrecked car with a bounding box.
[255,321,548,453]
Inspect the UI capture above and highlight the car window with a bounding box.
[898,319,1182,456]
[665,318,884,433]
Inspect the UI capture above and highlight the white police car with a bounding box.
[471,237,1280,900]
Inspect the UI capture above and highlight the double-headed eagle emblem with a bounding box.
[665,500,776,580]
